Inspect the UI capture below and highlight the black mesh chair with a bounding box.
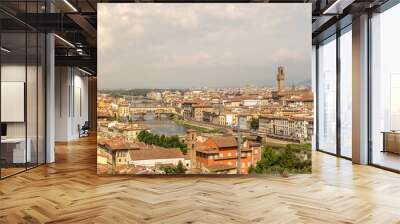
[79,121,90,138]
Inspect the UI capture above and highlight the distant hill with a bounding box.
[295,79,312,88]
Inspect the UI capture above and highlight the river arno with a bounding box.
[134,113,187,137]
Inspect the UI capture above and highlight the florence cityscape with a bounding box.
[97,4,312,175]
[97,66,313,175]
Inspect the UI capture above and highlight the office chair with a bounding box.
[79,121,90,138]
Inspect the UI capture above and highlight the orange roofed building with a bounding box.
[195,136,261,174]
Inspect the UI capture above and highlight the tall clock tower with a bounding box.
[277,66,285,93]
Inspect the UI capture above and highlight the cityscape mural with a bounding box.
[97,3,313,175]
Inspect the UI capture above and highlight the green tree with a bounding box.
[176,161,187,174]
[252,144,311,175]
[153,134,160,145]
[248,165,255,173]
[261,147,279,165]
[254,147,280,173]
[250,118,259,130]
[160,161,186,174]
[137,130,146,140]
[136,131,188,154]
[180,145,188,155]
[279,148,297,170]
[128,116,133,124]
[160,165,176,174]
[160,135,166,146]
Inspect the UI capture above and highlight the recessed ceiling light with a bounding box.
[1,47,11,53]
[54,34,75,48]
[78,67,93,76]
[323,0,354,15]
[63,0,78,12]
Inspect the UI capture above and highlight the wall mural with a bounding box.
[97,3,313,175]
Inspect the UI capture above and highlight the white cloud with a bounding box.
[98,3,311,89]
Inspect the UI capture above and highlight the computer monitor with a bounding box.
[1,123,7,137]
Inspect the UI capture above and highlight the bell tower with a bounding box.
[186,129,197,168]
[277,66,285,93]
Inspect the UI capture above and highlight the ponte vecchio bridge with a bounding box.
[129,106,178,118]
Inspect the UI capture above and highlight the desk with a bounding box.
[382,131,400,154]
[1,138,31,164]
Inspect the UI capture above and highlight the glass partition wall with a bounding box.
[316,26,353,159]
[339,27,352,159]
[370,3,400,171]
[316,1,400,171]
[317,35,337,155]
[0,3,46,179]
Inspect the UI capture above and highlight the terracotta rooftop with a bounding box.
[192,104,213,108]
[105,142,141,151]
[97,111,111,118]
[210,136,238,148]
[194,141,218,154]
[128,148,185,161]
[286,96,313,102]
[196,149,219,154]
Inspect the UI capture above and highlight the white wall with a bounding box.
[1,65,40,137]
[72,73,89,138]
[1,65,26,138]
[129,158,185,167]
[55,67,89,141]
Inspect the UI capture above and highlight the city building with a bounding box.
[146,91,162,101]
[185,129,198,169]
[192,105,214,121]
[118,102,130,117]
[259,114,313,142]
[111,123,149,140]
[195,136,260,174]
[277,66,285,94]
[202,111,220,124]
[242,99,259,107]
[182,102,195,120]
[99,139,190,173]
[127,149,190,169]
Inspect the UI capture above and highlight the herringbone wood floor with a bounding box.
[1,136,400,224]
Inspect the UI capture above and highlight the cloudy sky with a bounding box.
[98,3,311,90]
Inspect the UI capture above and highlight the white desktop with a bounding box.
[1,137,32,163]
[1,124,32,164]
